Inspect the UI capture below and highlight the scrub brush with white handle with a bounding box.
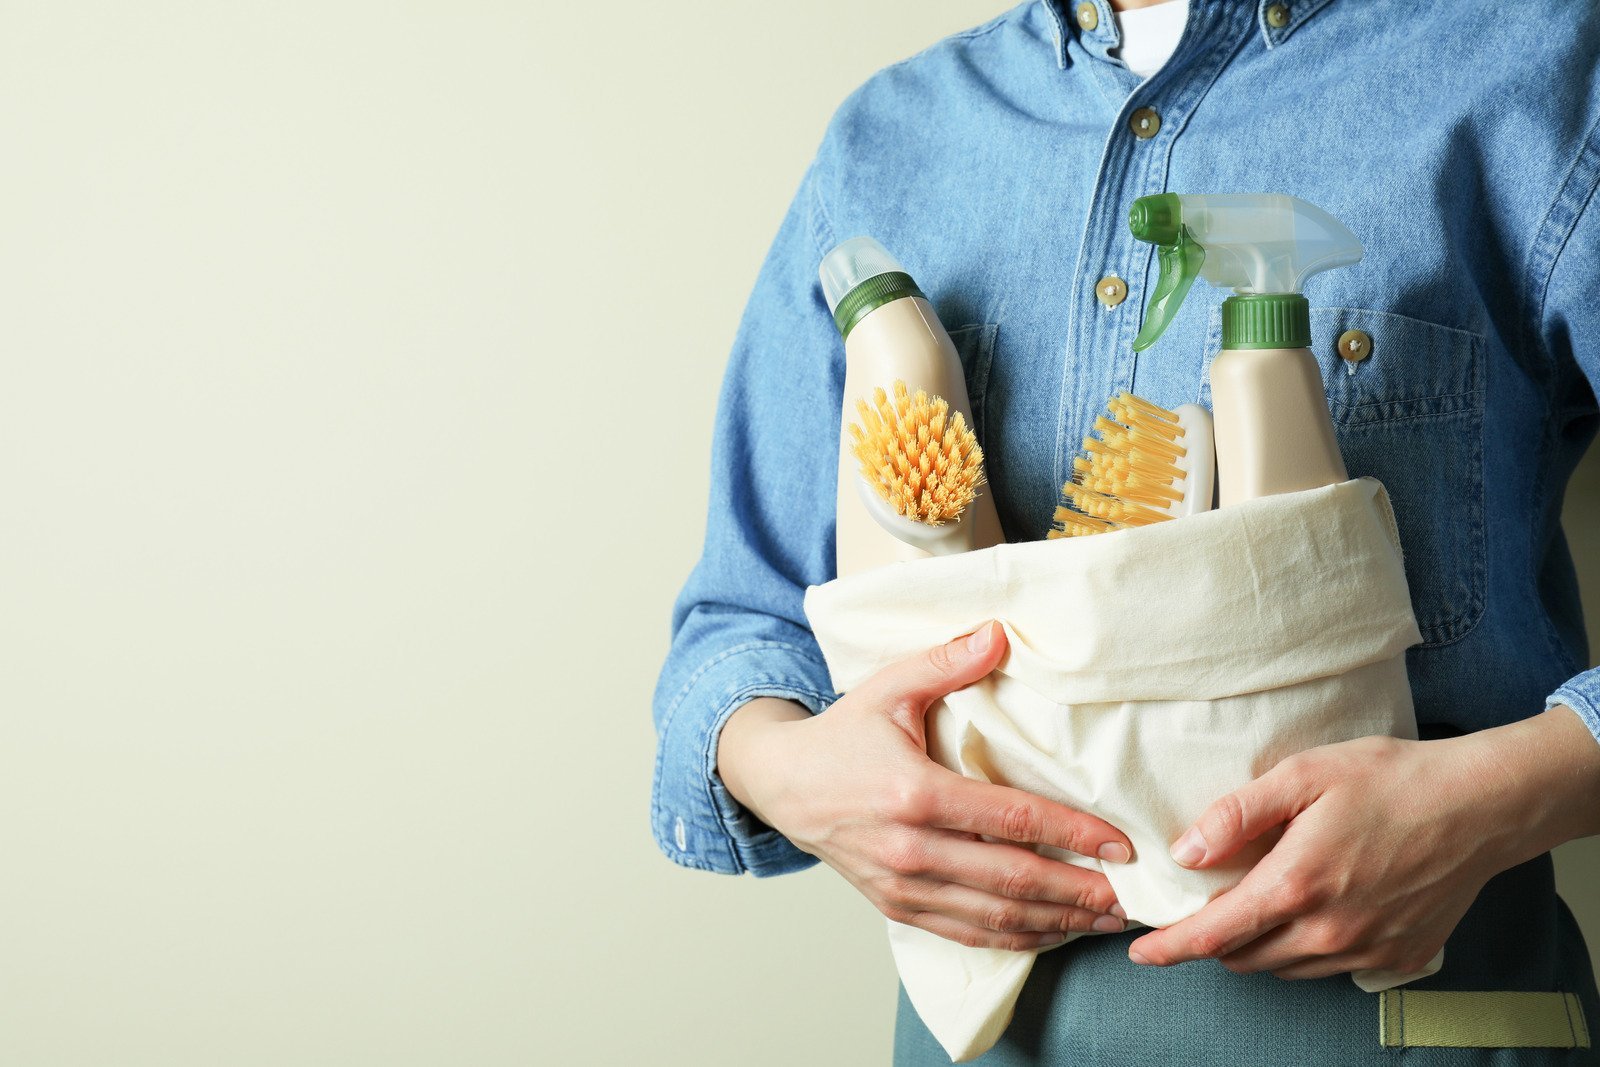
[1048,392,1215,538]
[848,380,988,557]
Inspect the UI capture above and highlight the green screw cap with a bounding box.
[1221,293,1312,349]
[832,271,924,341]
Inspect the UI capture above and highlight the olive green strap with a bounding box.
[1379,990,1591,1049]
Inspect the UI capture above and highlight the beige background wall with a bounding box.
[0,3,1594,1064]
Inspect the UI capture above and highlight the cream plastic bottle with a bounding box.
[1127,193,1362,506]
[820,238,1003,578]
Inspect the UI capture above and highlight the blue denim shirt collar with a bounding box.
[1039,0,1340,70]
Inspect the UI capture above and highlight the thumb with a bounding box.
[873,621,1007,737]
[1169,758,1320,869]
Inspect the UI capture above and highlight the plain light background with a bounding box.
[0,3,1595,1065]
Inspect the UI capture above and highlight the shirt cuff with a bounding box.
[652,641,838,877]
[1545,665,1600,747]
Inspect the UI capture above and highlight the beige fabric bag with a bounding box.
[802,478,1439,1063]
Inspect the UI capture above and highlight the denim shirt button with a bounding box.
[1337,329,1373,362]
[1130,107,1162,139]
[1096,275,1129,307]
[1266,4,1291,29]
[1076,1,1099,31]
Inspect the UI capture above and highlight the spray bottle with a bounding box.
[1127,193,1362,506]
[820,237,1003,578]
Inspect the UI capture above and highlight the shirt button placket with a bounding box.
[1055,1,1249,497]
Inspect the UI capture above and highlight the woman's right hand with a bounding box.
[716,620,1132,951]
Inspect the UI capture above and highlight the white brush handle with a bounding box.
[1168,404,1216,517]
[854,476,974,557]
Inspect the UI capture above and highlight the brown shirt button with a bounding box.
[1266,4,1291,29]
[1076,2,1099,31]
[1096,275,1129,308]
[1337,329,1373,362]
[1129,107,1161,139]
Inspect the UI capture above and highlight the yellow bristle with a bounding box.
[1115,391,1182,425]
[847,378,986,526]
[1050,390,1193,537]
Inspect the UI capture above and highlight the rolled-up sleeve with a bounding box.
[650,146,845,876]
[1540,159,1600,748]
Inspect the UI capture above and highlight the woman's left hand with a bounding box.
[1126,726,1552,980]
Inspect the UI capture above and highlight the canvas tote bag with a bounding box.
[802,478,1439,1062]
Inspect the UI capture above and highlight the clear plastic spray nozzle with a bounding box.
[1129,193,1363,351]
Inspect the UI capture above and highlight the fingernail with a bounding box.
[1092,915,1125,933]
[1041,934,1070,946]
[1109,903,1127,920]
[1129,950,1151,966]
[1169,828,1206,867]
[966,623,994,654]
[1097,842,1132,864]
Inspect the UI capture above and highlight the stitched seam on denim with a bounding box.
[950,323,999,486]
[1534,134,1600,344]
[651,641,829,871]
[807,159,837,261]
[1037,0,1069,69]
[1414,414,1488,649]
[1318,306,1487,347]
[1523,110,1600,387]
[1329,398,1483,425]
[1052,6,1255,493]
[1528,324,1594,679]
[1140,1,1257,149]
[1318,310,1485,407]
[1550,684,1600,744]
[704,678,834,873]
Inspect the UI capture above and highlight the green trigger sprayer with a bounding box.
[1128,193,1364,506]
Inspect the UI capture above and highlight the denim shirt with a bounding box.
[651,0,1600,877]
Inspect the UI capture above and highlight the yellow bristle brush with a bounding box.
[1048,391,1215,538]
[848,380,987,556]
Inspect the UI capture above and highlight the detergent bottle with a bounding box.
[820,237,1004,577]
[1128,193,1363,506]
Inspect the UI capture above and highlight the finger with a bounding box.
[916,879,1127,938]
[1169,755,1322,869]
[929,773,1135,864]
[1266,955,1361,981]
[1215,921,1326,976]
[874,621,1008,726]
[896,907,1080,954]
[1127,864,1299,967]
[923,831,1126,916]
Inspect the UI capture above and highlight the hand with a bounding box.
[718,621,1135,951]
[1127,729,1548,979]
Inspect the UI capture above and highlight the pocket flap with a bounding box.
[804,478,1423,704]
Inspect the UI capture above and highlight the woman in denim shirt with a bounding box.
[653,1,1600,1061]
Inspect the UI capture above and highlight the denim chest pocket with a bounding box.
[948,323,996,445]
[1203,307,1487,648]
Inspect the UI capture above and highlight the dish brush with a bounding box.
[848,380,987,556]
[1048,392,1215,538]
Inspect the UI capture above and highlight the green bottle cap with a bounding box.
[832,271,924,341]
[1221,293,1311,349]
